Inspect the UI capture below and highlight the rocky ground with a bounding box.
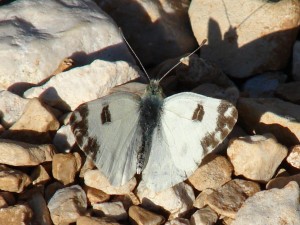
[0,0,300,225]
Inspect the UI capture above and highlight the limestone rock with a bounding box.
[190,206,218,225]
[27,192,52,225]
[193,189,214,209]
[137,182,195,219]
[85,186,110,205]
[0,204,33,225]
[0,0,134,90]
[77,216,121,225]
[188,154,233,191]
[287,145,300,169]
[98,0,197,66]
[30,165,51,185]
[266,173,300,189]
[189,0,300,78]
[227,134,287,182]
[24,60,141,111]
[237,97,300,145]
[84,169,136,195]
[92,202,127,221]
[47,185,87,225]
[232,182,300,225]
[52,152,82,185]
[129,205,165,225]
[165,218,190,225]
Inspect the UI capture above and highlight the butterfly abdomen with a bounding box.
[137,94,163,174]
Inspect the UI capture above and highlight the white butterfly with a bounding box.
[70,39,238,192]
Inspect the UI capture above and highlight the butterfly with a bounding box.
[69,39,238,192]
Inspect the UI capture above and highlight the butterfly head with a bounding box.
[144,80,164,99]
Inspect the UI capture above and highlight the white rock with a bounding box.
[0,91,29,128]
[287,145,300,169]
[136,182,195,219]
[98,0,198,66]
[189,0,300,78]
[92,201,127,221]
[232,182,300,225]
[47,185,87,225]
[53,124,76,153]
[190,206,218,225]
[24,60,141,110]
[84,169,137,195]
[242,72,287,97]
[227,134,288,182]
[0,0,134,90]
[293,41,300,81]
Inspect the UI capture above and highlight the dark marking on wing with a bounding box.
[70,104,89,147]
[192,104,204,121]
[101,105,111,124]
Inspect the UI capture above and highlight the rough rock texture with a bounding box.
[0,0,134,90]
[227,134,288,182]
[129,205,165,225]
[189,0,300,78]
[287,145,300,169]
[190,206,218,225]
[275,81,300,104]
[232,182,300,225]
[0,204,33,225]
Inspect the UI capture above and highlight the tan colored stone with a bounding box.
[193,189,214,209]
[84,169,136,195]
[31,165,51,185]
[48,185,87,225]
[287,145,300,169]
[0,192,15,206]
[0,139,55,166]
[275,81,300,104]
[92,202,127,221]
[232,182,300,225]
[3,98,60,143]
[28,192,52,225]
[0,195,8,208]
[233,179,261,197]
[129,205,165,225]
[237,97,300,145]
[190,206,218,225]
[52,153,81,185]
[188,154,233,191]
[0,204,33,225]
[266,173,300,189]
[165,218,190,225]
[77,216,121,225]
[85,186,110,205]
[227,134,288,182]
[205,180,248,218]
[45,182,64,202]
[79,157,95,178]
[0,165,31,193]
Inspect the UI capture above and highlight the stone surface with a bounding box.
[1,98,60,143]
[44,182,64,202]
[27,192,52,225]
[242,72,287,97]
[30,165,51,185]
[137,182,195,219]
[227,134,288,182]
[86,186,110,205]
[266,173,300,189]
[0,204,33,225]
[24,60,141,111]
[0,0,134,90]
[275,81,300,104]
[84,169,137,195]
[53,124,76,153]
[189,0,300,78]
[287,145,300,169]
[165,218,190,225]
[0,90,29,128]
[0,139,55,166]
[0,165,31,193]
[47,185,87,225]
[128,205,165,225]
[77,216,121,225]
[52,152,82,185]
[232,182,300,225]
[205,179,248,218]
[237,97,300,145]
[188,154,233,191]
[190,206,218,225]
[98,0,197,66]
[193,189,214,209]
[92,201,127,221]
[292,41,300,81]
[233,179,261,197]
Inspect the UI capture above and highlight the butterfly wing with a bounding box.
[142,92,238,191]
[70,92,142,186]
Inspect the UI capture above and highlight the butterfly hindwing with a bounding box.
[143,92,238,191]
[70,92,142,186]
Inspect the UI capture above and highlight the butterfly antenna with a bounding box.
[119,28,151,82]
[158,39,207,83]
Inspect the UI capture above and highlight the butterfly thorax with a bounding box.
[136,80,164,174]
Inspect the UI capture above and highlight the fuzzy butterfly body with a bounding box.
[70,79,238,191]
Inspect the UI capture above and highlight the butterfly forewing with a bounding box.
[70,92,142,186]
[142,92,237,191]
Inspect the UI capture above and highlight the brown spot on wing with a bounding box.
[192,104,204,121]
[101,105,111,124]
